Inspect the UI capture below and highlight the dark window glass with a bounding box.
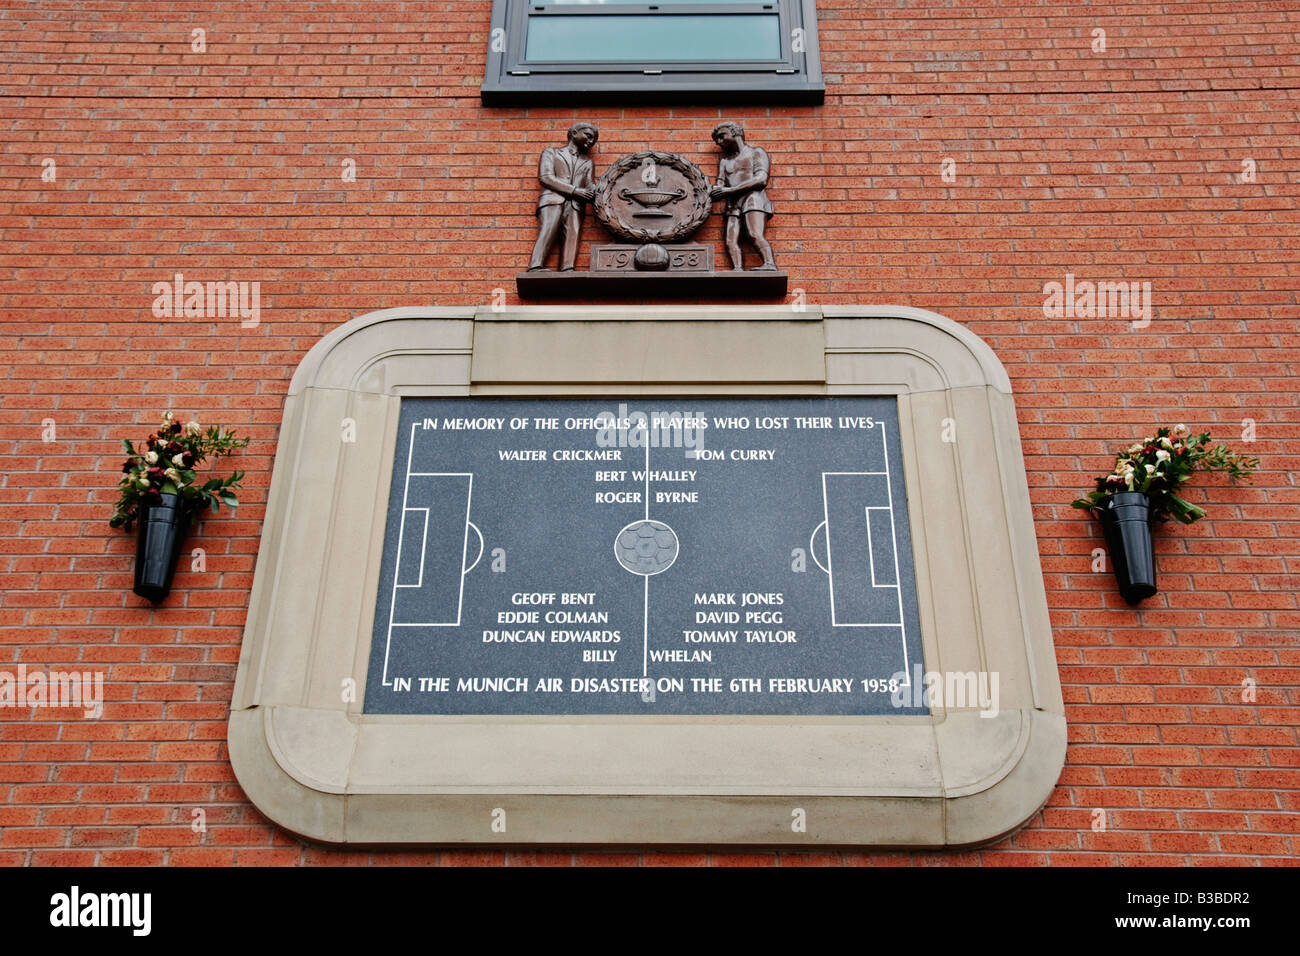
[525,14,781,63]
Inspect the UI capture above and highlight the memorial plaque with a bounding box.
[235,307,1066,847]
[364,397,926,716]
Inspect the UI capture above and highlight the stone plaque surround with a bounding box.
[229,305,1066,847]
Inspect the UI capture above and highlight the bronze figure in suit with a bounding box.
[709,122,777,272]
[528,122,599,272]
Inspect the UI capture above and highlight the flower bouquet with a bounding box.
[111,412,250,601]
[1071,425,1257,604]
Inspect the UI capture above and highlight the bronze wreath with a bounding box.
[592,150,712,244]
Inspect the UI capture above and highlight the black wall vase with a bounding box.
[132,493,191,602]
[1098,491,1158,605]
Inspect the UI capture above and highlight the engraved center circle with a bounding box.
[614,519,679,576]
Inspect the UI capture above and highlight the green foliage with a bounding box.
[110,411,250,531]
[1071,425,1258,525]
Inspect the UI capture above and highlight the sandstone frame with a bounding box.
[229,304,1065,847]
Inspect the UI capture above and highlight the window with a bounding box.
[481,0,824,104]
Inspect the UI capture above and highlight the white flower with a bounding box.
[1159,437,1173,450]
[1127,443,1143,454]
[172,453,186,467]
[1173,423,1189,437]
[185,420,201,436]
[145,451,158,464]
[1156,449,1170,462]
[164,467,182,484]
[137,478,150,489]
[161,411,174,424]
[1125,474,1136,490]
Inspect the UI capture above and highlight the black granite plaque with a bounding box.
[363,397,926,716]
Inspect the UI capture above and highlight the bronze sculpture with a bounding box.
[527,122,598,272]
[593,151,712,245]
[516,121,786,297]
[709,122,776,272]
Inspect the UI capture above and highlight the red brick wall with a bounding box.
[1,1,1296,865]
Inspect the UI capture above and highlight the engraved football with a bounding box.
[614,519,679,575]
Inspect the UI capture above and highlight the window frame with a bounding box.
[481,0,824,105]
